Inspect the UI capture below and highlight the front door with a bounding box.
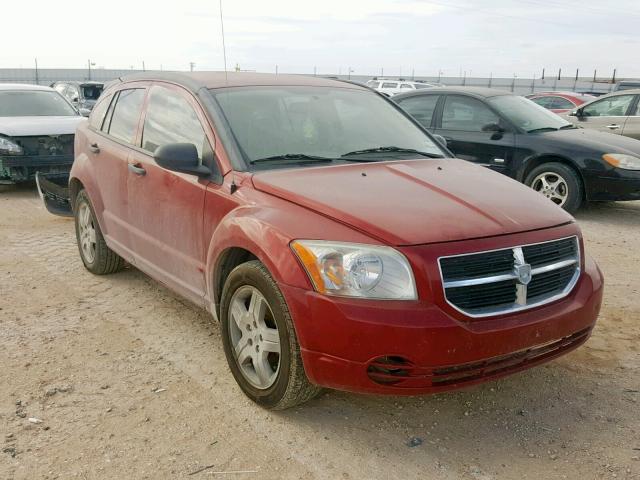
[434,94,516,175]
[574,94,636,135]
[126,83,215,305]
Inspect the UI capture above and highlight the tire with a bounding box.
[524,162,583,214]
[74,189,124,275]
[220,260,321,409]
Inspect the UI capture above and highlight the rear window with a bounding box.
[381,82,397,88]
[0,90,77,117]
[82,85,103,100]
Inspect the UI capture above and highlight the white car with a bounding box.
[0,84,85,183]
[366,79,442,96]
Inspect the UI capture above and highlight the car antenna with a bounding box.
[219,0,228,86]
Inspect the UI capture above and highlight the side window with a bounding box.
[550,97,575,110]
[107,89,146,144]
[633,97,640,116]
[400,83,413,89]
[582,95,634,117]
[529,96,553,108]
[381,82,397,88]
[367,81,380,89]
[397,95,439,128]
[65,85,80,102]
[441,95,500,131]
[89,93,114,130]
[141,86,209,163]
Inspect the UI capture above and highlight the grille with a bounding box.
[12,135,74,157]
[439,236,580,317]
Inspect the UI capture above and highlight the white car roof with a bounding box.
[0,83,55,92]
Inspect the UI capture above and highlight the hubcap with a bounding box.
[78,203,97,263]
[228,286,281,389]
[531,172,569,207]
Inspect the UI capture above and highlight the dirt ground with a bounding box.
[1,186,638,480]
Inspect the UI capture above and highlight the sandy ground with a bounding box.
[1,186,639,480]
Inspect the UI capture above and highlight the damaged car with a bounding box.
[38,73,603,409]
[0,84,85,184]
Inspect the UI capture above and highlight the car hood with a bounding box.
[251,159,573,246]
[0,116,85,137]
[542,127,640,155]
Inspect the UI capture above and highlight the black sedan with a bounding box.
[393,86,640,212]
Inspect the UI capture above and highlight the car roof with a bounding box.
[114,71,366,93]
[528,91,594,98]
[54,81,104,87]
[0,83,56,92]
[393,86,512,101]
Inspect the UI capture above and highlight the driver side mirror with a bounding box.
[481,122,505,133]
[569,108,583,117]
[154,143,211,177]
[71,96,79,104]
[432,134,448,148]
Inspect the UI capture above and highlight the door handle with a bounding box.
[128,163,146,176]
[89,142,100,153]
[606,124,620,130]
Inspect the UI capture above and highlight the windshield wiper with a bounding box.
[559,124,577,130]
[341,146,443,159]
[527,127,559,133]
[250,154,335,165]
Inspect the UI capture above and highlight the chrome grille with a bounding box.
[439,236,580,317]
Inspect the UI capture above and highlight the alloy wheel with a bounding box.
[78,203,97,263]
[531,172,569,207]
[228,286,281,389]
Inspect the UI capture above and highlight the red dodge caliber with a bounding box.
[54,72,603,409]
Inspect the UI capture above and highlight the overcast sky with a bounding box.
[3,0,639,78]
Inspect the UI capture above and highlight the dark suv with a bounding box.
[394,87,640,212]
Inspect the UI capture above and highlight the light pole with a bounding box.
[87,59,95,80]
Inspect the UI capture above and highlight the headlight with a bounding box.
[291,240,417,300]
[602,153,640,170]
[0,137,23,155]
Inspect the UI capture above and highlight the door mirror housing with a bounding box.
[481,122,505,133]
[569,108,582,117]
[153,143,211,177]
[431,134,448,147]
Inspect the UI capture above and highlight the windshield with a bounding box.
[211,86,445,168]
[488,95,571,132]
[0,90,78,117]
[81,85,103,100]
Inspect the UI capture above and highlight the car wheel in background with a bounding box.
[74,189,125,274]
[524,162,583,213]
[220,260,321,409]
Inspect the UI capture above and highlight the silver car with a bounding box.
[563,89,640,140]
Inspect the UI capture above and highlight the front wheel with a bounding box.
[524,162,583,213]
[220,260,321,409]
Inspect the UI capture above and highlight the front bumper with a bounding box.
[281,229,603,395]
[584,167,640,201]
[0,154,74,182]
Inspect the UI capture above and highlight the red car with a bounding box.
[39,73,603,409]
[526,91,596,114]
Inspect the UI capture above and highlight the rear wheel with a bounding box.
[74,189,124,274]
[524,162,583,213]
[220,260,321,409]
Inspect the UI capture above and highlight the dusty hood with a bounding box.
[251,159,573,246]
[0,116,85,137]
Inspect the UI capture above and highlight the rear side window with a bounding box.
[441,95,500,131]
[397,95,439,128]
[381,82,397,88]
[141,85,209,162]
[400,84,413,89]
[106,89,146,144]
[529,96,554,108]
[88,93,113,130]
[549,97,574,110]
[367,81,380,88]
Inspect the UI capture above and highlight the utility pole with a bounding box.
[488,72,492,88]
[380,67,384,77]
[142,61,146,72]
[34,58,39,85]
[541,67,545,80]
[593,69,597,82]
[88,59,92,80]
[574,68,579,91]
[557,68,561,80]
[411,68,415,81]
[189,62,195,72]
[275,64,278,74]
[612,68,617,83]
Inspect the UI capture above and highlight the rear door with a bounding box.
[85,86,146,254]
[575,94,635,135]
[126,83,215,304]
[621,96,640,140]
[433,94,516,174]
